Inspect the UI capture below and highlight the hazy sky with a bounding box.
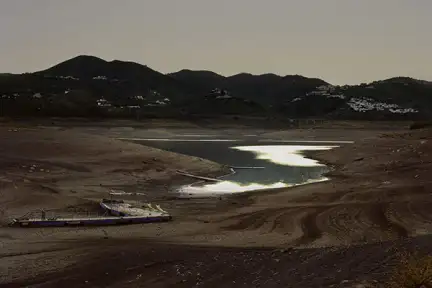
[1,0,431,84]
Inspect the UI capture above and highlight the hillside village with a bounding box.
[0,56,431,120]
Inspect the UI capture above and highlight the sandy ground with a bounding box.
[0,120,431,287]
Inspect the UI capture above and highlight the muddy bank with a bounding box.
[8,235,432,288]
[0,126,227,221]
[230,128,432,249]
[1,124,432,287]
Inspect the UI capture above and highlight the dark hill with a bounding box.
[37,55,182,91]
[168,70,225,95]
[37,55,108,78]
[169,70,329,106]
[0,55,431,120]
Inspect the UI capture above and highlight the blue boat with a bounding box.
[9,200,172,228]
[9,214,172,227]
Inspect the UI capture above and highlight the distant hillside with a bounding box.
[169,70,328,106]
[168,70,225,95]
[35,55,188,101]
[0,55,431,120]
[39,55,171,85]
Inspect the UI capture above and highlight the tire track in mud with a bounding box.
[368,203,408,238]
[386,200,432,235]
[212,199,425,246]
[269,208,303,233]
[221,208,286,231]
[316,205,359,243]
[409,200,432,223]
[218,203,404,246]
[291,207,327,245]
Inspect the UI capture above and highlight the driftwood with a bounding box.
[229,166,265,169]
[176,170,222,182]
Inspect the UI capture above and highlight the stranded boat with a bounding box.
[9,199,172,228]
[99,198,170,217]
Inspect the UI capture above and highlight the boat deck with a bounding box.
[11,214,172,227]
[10,199,172,228]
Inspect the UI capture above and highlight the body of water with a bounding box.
[126,137,341,197]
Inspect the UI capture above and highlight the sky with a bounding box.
[1,0,431,85]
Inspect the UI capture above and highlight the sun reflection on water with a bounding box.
[178,145,336,197]
[232,145,337,167]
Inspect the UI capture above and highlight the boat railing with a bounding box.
[12,209,112,221]
[9,201,170,226]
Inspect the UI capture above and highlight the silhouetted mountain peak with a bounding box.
[376,77,432,85]
[229,72,280,78]
[169,69,224,79]
[36,55,107,78]
[37,55,165,81]
[52,55,107,69]
[1,55,431,121]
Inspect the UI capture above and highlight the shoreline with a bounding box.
[198,147,337,200]
[2,123,432,287]
[169,142,338,199]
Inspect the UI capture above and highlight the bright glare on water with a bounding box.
[232,145,337,167]
[178,145,336,197]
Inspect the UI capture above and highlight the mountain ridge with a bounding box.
[1,55,431,120]
[36,55,432,87]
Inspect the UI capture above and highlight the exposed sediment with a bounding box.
[1,123,432,287]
